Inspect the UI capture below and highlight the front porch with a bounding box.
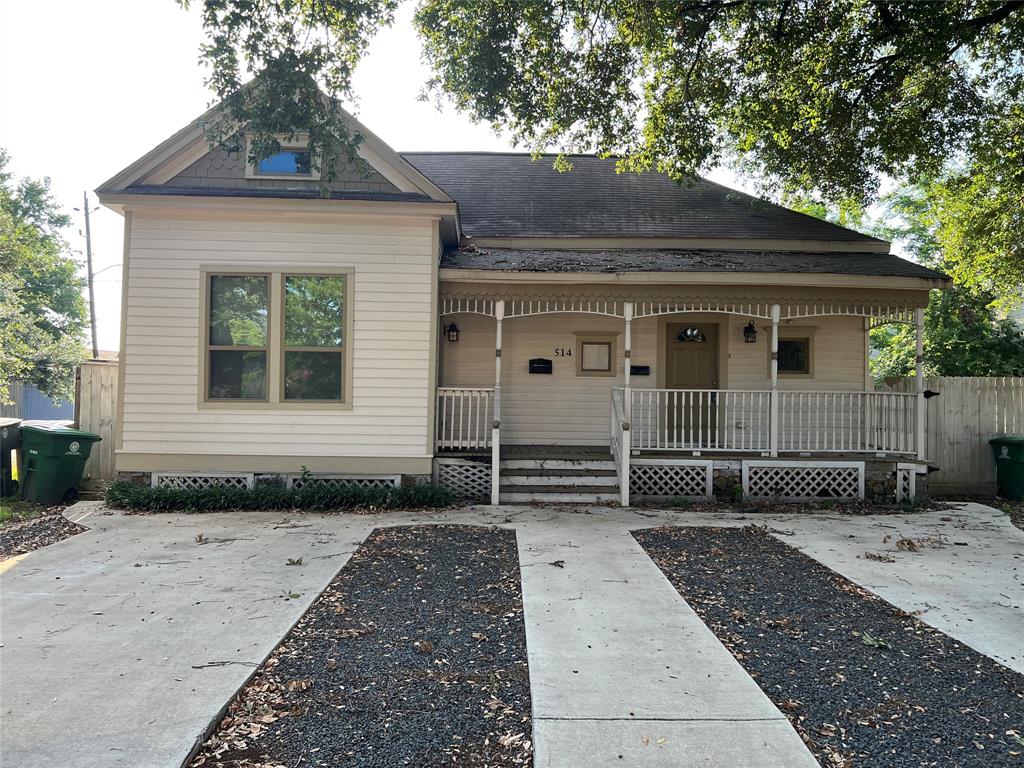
[433,285,929,505]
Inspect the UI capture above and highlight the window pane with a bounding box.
[209,351,266,399]
[284,276,345,347]
[778,339,810,373]
[581,342,611,372]
[257,150,312,175]
[284,351,343,401]
[209,275,267,347]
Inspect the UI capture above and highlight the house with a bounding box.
[96,104,947,505]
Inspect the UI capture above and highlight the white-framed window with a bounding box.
[200,267,352,408]
[245,135,321,181]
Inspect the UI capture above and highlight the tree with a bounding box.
[0,150,87,402]
[862,183,1024,377]
[184,0,1023,303]
[871,288,1024,378]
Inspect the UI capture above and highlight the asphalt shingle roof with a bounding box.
[402,152,886,243]
[440,247,946,280]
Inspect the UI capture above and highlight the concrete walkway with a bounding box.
[2,501,1019,767]
[515,514,818,767]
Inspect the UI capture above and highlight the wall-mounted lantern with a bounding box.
[743,320,758,344]
[444,323,460,342]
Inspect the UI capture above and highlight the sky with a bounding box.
[0,1,751,353]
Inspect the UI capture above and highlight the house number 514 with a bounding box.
[554,347,572,357]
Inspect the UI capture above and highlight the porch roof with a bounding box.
[440,246,946,281]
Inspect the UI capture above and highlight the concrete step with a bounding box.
[501,469,619,487]
[499,487,620,504]
[501,458,616,471]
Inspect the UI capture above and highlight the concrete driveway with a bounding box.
[1,501,1019,767]
[0,505,378,768]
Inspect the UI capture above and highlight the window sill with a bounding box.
[198,400,353,411]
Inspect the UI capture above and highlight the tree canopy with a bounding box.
[185,0,1023,302]
[0,150,87,402]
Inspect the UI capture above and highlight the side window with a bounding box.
[282,275,347,402]
[206,274,269,400]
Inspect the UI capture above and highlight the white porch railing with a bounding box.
[777,391,917,454]
[631,389,772,452]
[610,387,630,506]
[436,387,494,451]
[627,388,917,456]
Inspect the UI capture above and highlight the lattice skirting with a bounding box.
[152,472,254,490]
[434,459,491,500]
[286,475,400,491]
[894,464,918,502]
[631,460,713,499]
[742,461,865,501]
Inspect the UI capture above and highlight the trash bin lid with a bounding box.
[0,417,22,429]
[990,435,1024,446]
[20,423,102,441]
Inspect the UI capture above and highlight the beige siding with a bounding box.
[120,210,435,463]
[440,285,873,446]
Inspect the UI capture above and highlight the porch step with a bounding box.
[501,458,615,471]
[501,468,618,487]
[499,485,620,504]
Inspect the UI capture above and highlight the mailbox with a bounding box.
[529,358,553,374]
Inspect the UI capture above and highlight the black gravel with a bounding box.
[635,526,1024,768]
[191,525,532,767]
[0,515,84,560]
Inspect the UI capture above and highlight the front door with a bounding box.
[665,323,719,448]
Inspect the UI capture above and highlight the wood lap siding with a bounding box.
[120,212,434,457]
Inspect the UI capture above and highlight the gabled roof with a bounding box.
[441,246,947,281]
[97,103,452,203]
[402,152,886,246]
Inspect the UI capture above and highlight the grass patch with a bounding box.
[103,480,455,513]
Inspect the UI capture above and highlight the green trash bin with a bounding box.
[989,435,1024,501]
[18,424,102,505]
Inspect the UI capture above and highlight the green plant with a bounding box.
[104,480,454,513]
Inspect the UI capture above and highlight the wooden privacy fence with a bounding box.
[880,377,1024,494]
[75,361,119,485]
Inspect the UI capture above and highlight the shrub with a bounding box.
[104,480,454,513]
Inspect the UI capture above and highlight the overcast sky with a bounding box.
[0,1,749,352]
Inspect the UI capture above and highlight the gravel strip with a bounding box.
[190,524,532,767]
[635,525,1024,767]
[0,515,85,561]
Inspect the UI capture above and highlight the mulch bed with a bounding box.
[0,514,85,560]
[635,525,1024,767]
[190,524,532,768]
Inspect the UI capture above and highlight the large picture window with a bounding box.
[201,268,351,407]
[283,275,346,401]
[207,274,269,400]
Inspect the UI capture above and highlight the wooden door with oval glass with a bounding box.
[665,323,719,448]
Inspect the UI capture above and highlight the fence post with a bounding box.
[491,300,504,506]
[915,307,925,460]
[769,304,780,457]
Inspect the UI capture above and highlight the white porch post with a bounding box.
[491,300,504,505]
[621,301,633,507]
[769,304,781,457]
[915,307,925,461]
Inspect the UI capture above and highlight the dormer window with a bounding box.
[245,136,320,180]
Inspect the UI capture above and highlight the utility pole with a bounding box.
[82,191,98,359]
